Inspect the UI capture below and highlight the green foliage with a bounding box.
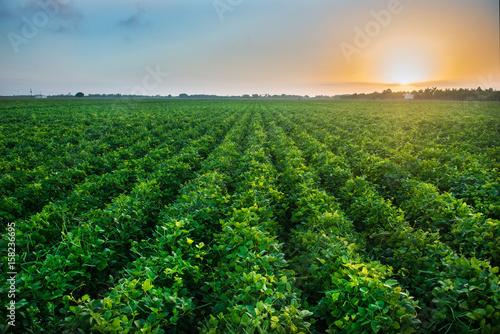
[266,122,419,333]
[0,99,498,333]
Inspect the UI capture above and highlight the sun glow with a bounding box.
[377,45,438,86]
[385,61,426,85]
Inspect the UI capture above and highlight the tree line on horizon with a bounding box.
[4,87,499,101]
[339,87,500,101]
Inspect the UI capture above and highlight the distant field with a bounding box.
[1,98,499,333]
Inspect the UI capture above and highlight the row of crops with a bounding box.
[0,98,499,333]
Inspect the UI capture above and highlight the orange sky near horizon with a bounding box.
[317,0,500,94]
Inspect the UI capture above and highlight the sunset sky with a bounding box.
[0,0,498,96]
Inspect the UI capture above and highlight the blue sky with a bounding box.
[0,0,498,96]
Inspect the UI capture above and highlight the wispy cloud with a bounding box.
[118,3,145,28]
[16,0,84,33]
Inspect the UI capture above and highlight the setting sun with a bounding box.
[385,60,425,85]
[377,45,438,86]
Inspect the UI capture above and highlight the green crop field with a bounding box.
[1,98,499,333]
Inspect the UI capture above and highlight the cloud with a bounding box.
[51,2,83,33]
[118,3,145,28]
[15,0,83,33]
[56,1,83,20]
